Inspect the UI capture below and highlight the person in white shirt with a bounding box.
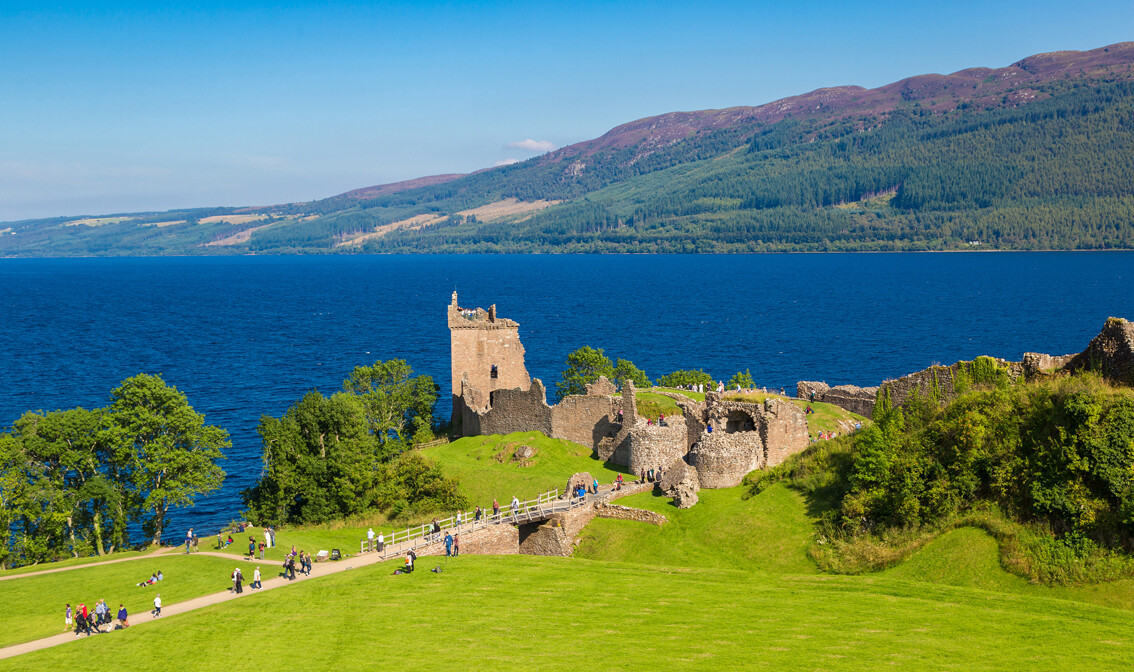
[152,594,162,618]
[252,566,262,590]
[367,527,375,552]
[377,532,384,553]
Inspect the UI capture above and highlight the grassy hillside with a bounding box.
[421,432,629,505]
[0,554,258,648]
[6,45,1134,256]
[11,553,1134,671]
[576,484,818,574]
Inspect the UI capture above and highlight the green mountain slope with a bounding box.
[4,42,1134,256]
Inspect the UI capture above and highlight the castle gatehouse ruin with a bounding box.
[448,293,810,495]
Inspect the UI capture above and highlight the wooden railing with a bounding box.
[372,488,592,559]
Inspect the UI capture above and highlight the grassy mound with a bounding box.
[422,432,628,506]
[0,554,259,648]
[14,554,1134,670]
[575,484,817,575]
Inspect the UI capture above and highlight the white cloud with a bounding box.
[506,139,556,153]
[494,158,521,166]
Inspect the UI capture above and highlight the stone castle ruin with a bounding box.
[448,294,811,504]
[799,317,1134,419]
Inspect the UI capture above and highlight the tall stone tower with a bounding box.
[448,292,531,425]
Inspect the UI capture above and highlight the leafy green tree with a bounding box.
[612,358,651,390]
[343,359,439,458]
[556,346,614,400]
[727,370,755,389]
[656,369,714,389]
[109,374,228,545]
[246,391,378,525]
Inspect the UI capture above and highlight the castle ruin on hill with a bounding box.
[448,293,810,503]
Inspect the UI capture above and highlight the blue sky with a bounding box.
[2,0,1131,221]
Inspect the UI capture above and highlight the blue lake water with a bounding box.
[2,252,1132,537]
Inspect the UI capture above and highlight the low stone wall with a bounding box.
[593,503,667,526]
[688,432,764,488]
[797,381,877,418]
[453,522,519,555]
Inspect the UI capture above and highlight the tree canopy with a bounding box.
[243,359,464,526]
[0,374,227,567]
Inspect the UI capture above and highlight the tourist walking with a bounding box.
[252,566,262,590]
[444,532,453,557]
[456,510,463,530]
[186,527,193,553]
[492,499,500,521]
[152,594,162,618]
[233,567,244,593]
[64,603,72,631]
[117,603,128,629]
[453,534,460,557]
[511,495,520,521]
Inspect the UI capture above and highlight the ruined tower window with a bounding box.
[726,410,755,433]
[490,365,499,379]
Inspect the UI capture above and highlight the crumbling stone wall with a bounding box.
[448,292,530,424]
[466,379,553,437]
[759,397,811,468]
[1065,317,1134,385]
[551,394,618,449]
[593,503,667,526]
[688,397,808,488]
[797,381,878,418]
[456,522,519,555]
[620,418,689,475]
[518,507,596,556]
[657,459,700,509]
[688,432,765,488]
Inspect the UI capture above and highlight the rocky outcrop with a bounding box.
[656,459,700,509]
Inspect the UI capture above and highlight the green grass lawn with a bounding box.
[0,550,149,577]
[422,431,629,506]
[632,392,684,420]
[575,484,818,574]
[12,553,1134,671]
[792,399,867,435]
[0,554,260,649]
[651,387,705,402]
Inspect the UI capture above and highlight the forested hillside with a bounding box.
[3,43,1133,255]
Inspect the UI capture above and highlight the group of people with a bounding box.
[280,547,310,580]
[230,565,265,593]
[639,466,665,484]
[135,569,163,587]
[66,600,132,636]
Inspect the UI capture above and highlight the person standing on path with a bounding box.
[232,567,243,593]
[493,499,500,522]
[367,527,375,552]
[511,495,520,522]
[186,528,193,553]
[152,594,161,618]
[117,603,128,629]
[252,566,262,590]
[453,534,460,557]
[64,604,72,631]
[377,532,384,553]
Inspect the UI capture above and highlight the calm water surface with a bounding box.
[2,253,1132,536]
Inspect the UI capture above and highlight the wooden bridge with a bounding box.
[370,487,605,560]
